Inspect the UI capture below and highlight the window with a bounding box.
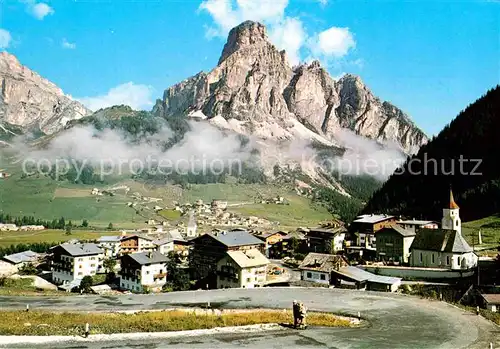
[246,278,251,282]
[446,256,450,265]
[91,264,95,267]
[78,272,82,276]
[420,253,423,263]
[432,254,435,263]
[320,274,326,280]
[306,272,312,278]
[146,271,150,275]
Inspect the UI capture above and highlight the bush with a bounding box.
[79,276,93,293]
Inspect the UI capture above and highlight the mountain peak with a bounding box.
[218,21,269,65]
[0,52,91,134]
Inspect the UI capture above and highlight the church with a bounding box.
[409,190,478,270]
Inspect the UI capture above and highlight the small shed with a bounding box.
[331,266,402,292]
[481,294,500,312]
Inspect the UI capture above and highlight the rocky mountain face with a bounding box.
[154,21,427,154]
[0,52,91,136]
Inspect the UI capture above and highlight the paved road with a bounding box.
[1,288,499,349]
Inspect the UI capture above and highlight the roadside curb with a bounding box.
[0,323,284,347]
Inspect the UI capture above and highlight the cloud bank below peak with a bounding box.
[198,0,356,66]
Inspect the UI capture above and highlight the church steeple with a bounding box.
[442,187,461,235]
[449,188,459,209]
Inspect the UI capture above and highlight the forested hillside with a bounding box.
[363,86,500,221]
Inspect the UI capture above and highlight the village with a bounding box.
[0,189,499,314]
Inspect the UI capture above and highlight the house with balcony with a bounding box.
[298,252,349,285]
[119,234,156,255]
[216,249,269,289]
[351,214,396,248]
[97,235,122,258]
[51,243,104,285]
[304,227,347,254]
[119,251,169,293]
[190,230,265,287]
[376,226,416,264]
[251,231,287,257]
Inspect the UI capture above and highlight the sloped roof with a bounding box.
[377,226,416,237]
[226,249,269,268]
[396,220,437,226]
[56,243,103,256]
[306,227,346,235]
[298,253,348,272]
[353,214,394,224]
[3,250,41,265]
[167,230,186,242]
[410,229,473,253]
[208,230,264,247]
[153,237,173,246]
[121,234,154,242]
[127,251,169,265]
[98,235,122,243]
[334,266,401,285]
[481,293,500,304]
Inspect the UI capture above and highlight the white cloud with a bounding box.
[199,0,288,38]
[308,26,355,58]
[61,38,76,49]
[268,17,305,66]
[24,1,55,20]
[77,82,154,111]
[0,29,12,49]
[199,0,357,67]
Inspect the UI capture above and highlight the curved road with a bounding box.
[1,288,499,349]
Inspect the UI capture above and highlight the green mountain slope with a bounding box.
[363,86,500,221]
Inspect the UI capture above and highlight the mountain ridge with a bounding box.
[154,21,428,154]
[0,51,91,135]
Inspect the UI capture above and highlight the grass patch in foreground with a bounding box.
[0,310,355,336]
[0,278,62,296]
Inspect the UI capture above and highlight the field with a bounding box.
[0,309,354,335]
[462,214,500,250]
[0,160,331,230]
[230,195,332,228]
[0,229,118,248]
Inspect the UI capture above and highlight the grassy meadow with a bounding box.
[462,215,500,249]
[0,309,355,335]
[0,229,119,248]
[0,160,332,232]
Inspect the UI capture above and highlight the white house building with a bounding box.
[153,237,175,255]
[216,249,269,289]
[119,251,168,293]
[410,190,477,270]
[51,243,104,285]
[298,252,348,285]
[97,235,122,258]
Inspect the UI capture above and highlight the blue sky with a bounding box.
[0,0,498,136]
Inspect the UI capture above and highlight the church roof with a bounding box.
[410,228,473,253]
[449,189,460,209]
